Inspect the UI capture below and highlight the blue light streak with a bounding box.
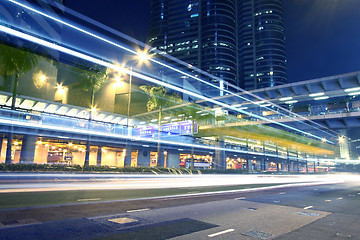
[3,0,335,144]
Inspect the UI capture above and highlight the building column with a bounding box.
[215,137,226,169]
[246,139,250,172]
[167,150,180,168]
[20,135,37,163]
[296,152,299,172]
[137,148,151,167]
[124,144,132,167]
[276,144,280,172]
[96,146,102,166]
[287,149,290,172]
[262,142,266,171]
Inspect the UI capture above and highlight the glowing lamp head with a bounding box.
[56,84,65,95]
[137,50,150,63]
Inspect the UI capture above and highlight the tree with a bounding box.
[0,44,39,164]
[74,63,108,167]
[140,85,182,167]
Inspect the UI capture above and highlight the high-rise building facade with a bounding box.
[148,0,287,91]
[238,0,287,90]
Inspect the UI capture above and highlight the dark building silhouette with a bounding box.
[148,0,287,91]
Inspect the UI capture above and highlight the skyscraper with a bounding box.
[148,0,287,91]
[238,0,287,90]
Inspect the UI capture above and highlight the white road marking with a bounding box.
[337,197,343,200]
[208,229,235,238]
[77,198,101,202]
[279,192,286,194]
[126,208,150,213]
[303,206,313,209]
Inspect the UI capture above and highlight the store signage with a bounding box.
[133,120,198,137]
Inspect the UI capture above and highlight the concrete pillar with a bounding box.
[5,132,13,164]
[246,139,250,172]
[96,146,102,166]
[287,149,290,172]
[137,148,150,167]
[20,135,37,163]
[124,143,132,167]
[262,142,266,171]
[296,152,299,172]
[276,144,280,172]
[167,151,180,168]
[215,137,226,169]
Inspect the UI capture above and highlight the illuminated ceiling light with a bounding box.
[322,138,326,143]
[238,107,248,110]
[347,91,360,96]
[150,119,157,122]
[344,87,360,92]
[114,76,124,88]
[139,121,146,124]
[36,141,42,145]
[260,103,271,107]
[314,96,329,100]
[91,107,97,112]
[338,136,345,143]
[309,92,325,97]
[279,97,293,101]
[164,117,171,120]
[285,100,298,104]
[253,101,265,105]
[56,84,66,95]
[32,70,47,88]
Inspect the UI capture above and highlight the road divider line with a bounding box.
[303,206,313,209]
[235,197,245,200]
[77,198,101,202]
[126,208,150,213]
[208,229,235,238]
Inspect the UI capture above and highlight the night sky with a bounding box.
[65,0,360,83]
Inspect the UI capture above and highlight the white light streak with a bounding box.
[0,2,336,143]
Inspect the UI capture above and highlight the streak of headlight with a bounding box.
[6,0,333,143]
[0,24,333,144]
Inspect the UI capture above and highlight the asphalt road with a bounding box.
[0,173,359,239]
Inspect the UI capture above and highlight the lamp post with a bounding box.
[124,66,133,167]
[124,50,149,167]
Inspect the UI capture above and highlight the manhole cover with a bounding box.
[298,212,320,217]
[242,230,273,239]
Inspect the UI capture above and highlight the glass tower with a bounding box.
[239,0,287,90]
[148,0,287,91]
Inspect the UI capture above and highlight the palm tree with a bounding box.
[74,63,108,167]
[0,44,39,164]
[140,85,182,167]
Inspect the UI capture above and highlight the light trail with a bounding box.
[5,0,336,143]
[0,173,347,193]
